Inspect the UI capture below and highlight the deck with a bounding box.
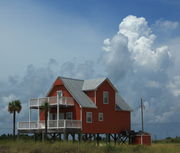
[18,120,82,133]
[29,96,74,108]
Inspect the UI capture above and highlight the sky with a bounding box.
[0,0,180,139]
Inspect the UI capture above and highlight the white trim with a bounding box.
[103,91,109,104]
[80,106,82,129]
[141,135,143,145]
[37,98,40,128]
[48,97,50,128]
[94,90,96,104]
[57,93,59,127]
[28,100,31,128]
[98,112,103,121]
[57,90,63,97]
[86,112,92,123]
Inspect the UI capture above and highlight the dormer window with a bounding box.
[103,91,109,104]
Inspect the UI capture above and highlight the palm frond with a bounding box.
[8,100,22,113]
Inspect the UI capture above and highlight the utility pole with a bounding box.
[141,98,144,132]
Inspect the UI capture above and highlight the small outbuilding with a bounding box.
[132,131,151,145]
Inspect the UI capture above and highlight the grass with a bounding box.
[0,140,180,153]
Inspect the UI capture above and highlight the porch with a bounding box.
[29,96,74,108]
[18,120,82,133]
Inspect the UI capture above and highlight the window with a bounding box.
[66,112,73,120]
[50,113,57,120]
[86,112,92,123]
[57,90,63,98]
[103,91,109,104]
[59,113,64,119]
[98,113,103,121]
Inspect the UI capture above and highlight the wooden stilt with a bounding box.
[96,133,100,146]
[114,134,117,145]
[64,132,68,141]
[106,133,110,144]
[59,133,61,141]
[78,133,82,142]
[71,133,75,142]
[42,133,45,142]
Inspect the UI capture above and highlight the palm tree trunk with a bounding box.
[13,110,16,139]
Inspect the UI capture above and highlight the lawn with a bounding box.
[0,140,180,153]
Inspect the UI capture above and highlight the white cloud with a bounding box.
[119,15,171,71]
[60,59,95,79]
[167,75,180,97]
[102,32,132,81]
[102,15,172,83]
[154,19,179,31]
[145,81,160,88]
[101,15,180,129]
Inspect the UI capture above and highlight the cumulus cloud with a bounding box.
[102,33,131,81]
[102,16,172,85]
[101,15,180,135]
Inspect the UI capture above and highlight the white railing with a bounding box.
[18,120,81,130]
[29,96,74,107]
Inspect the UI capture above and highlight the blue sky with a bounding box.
[0,0,180,139]
[0,0,180,79]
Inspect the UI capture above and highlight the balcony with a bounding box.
[18,120,81,131]
[29,96,74,108]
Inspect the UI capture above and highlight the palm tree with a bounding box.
[8,100,22,139]
[41,102,50,140]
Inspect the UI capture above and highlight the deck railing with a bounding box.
[29,96,74,107]
[18,120,81,130]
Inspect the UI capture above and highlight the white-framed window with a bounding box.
[66,112,73,120]
[103,91,109,104]
[98,112,103,121]
[86,112,92,123]
[50,113,57,120]
[57,90,63,98]
[59,113,64,119]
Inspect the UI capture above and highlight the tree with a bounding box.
[41,102,50,140]
[8,100,22,139]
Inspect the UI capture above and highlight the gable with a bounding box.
[82,78,117,92]
[46,77,96,108]
[82,78,106,91]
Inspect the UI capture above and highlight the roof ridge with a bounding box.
[84,77,107,81]
[58,76,84,81]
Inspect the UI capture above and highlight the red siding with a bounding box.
[40,78,81,121]
[82,80,131,134]
[39,78,131,134]
[133,134,151,145]
[84,91,95,103]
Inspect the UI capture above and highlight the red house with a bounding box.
[18,76,131,140]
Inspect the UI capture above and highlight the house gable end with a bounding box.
[96,78,117,93]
